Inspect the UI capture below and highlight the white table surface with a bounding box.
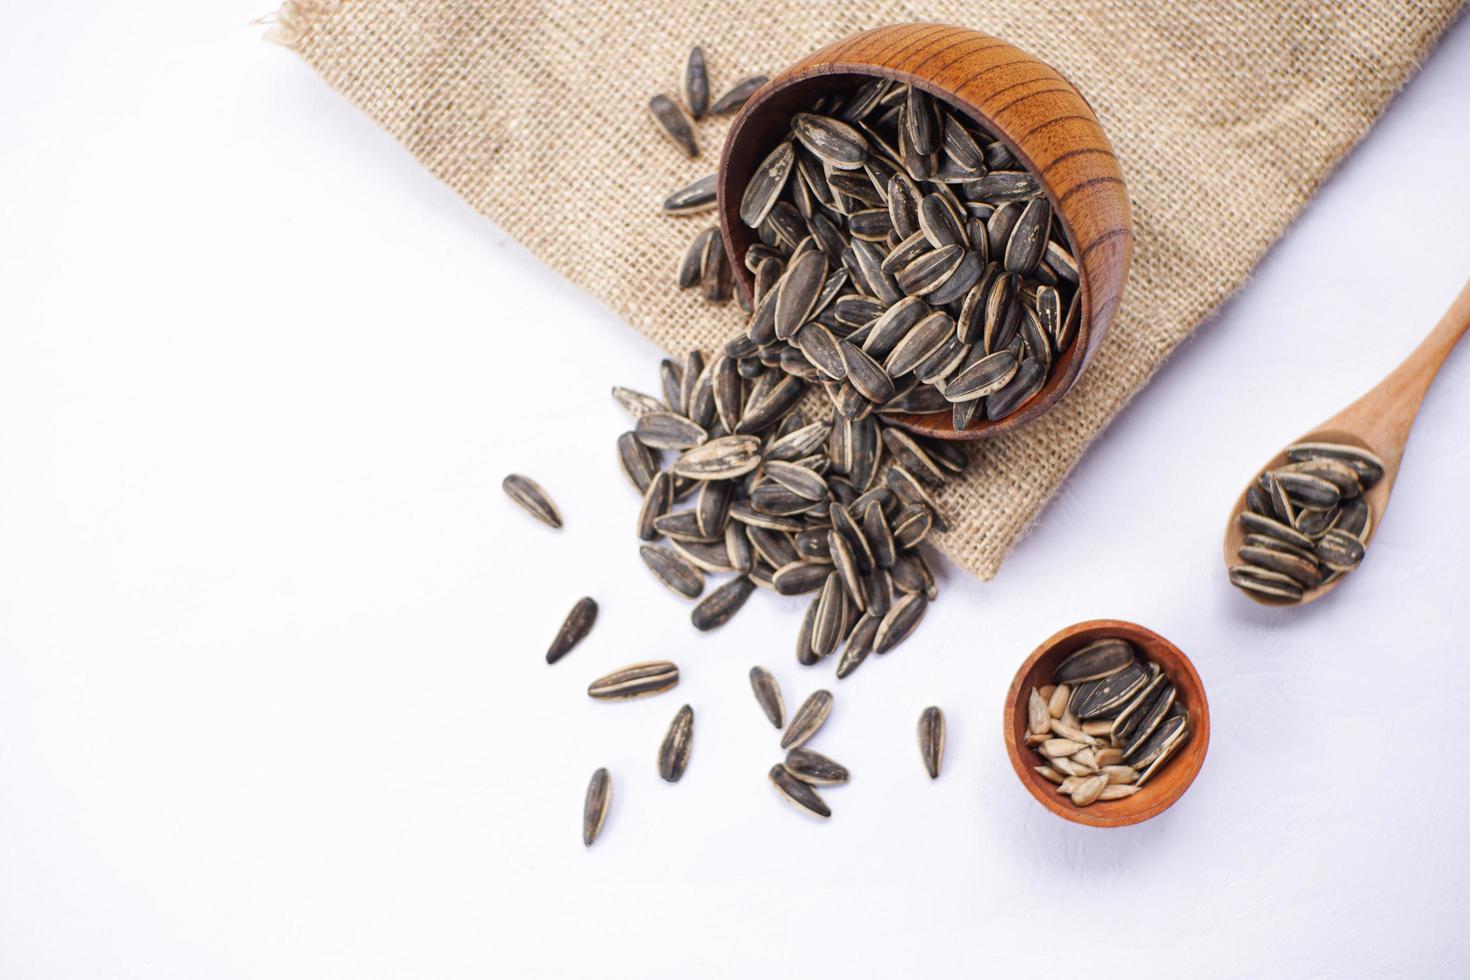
[2,4,1468,978]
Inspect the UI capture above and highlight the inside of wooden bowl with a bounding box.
[718,66,1096,442]
[1222,429,1389,608]
[1003,620,1210,827]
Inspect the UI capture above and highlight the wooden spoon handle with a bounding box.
[1330,275,1470,469]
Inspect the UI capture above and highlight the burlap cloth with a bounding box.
[269,0,1463,579]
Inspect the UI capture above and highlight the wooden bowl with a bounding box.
[1002,620,1209,827]
[717,23,1133,441]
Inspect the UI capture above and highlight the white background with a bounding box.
[2,4,1468,978]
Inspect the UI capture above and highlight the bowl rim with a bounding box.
[1002,618,1210,827]
[715,27,1130,441]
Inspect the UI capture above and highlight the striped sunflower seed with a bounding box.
[588,660,680,700]
[583,768,611,846]
[658,705,694,782]
[684,47,708,119]
[711,75,767,114]
[503,473,562,529]
[781,689,833,750]
[637,471,673,541]
[672,435,763,479]
[791,113,869,170]
[649,94,697,158]
[740,140,795,228]
[769,763,831,818]
[874,592,926,654]
[616,431,658,493]
[547,597,597,665]
[835,612,879,679]
[917,706,945,779]
[639,544,703,598]
[784,747,850,785]
[664,173,718,214]
[691,576,755,630]
[750,666,785,728]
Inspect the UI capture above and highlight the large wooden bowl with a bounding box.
[1002,620,1209,828]
[717,23,1133,441]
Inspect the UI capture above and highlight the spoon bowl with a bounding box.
[716,23,1133,441]
[1224,277,1470,606]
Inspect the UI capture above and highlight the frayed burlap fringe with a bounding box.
[272,0,1464,579]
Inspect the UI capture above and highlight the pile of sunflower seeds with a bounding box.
[616,350,953,674]
[1229,441,1382,602]
[670,77,1081,429]
[762,685,850,819]
[1025,638,1190,807]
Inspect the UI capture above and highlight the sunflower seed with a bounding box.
[1238,511,1316,551]
[684,47,708,119]
[884,311,954,376]
[784,747,850,785]
[711,75,768,114]
[835,612,879,679]
[1316,528,1366,571]
[588,660,679,700]
[781,689,833,749]
[1238,545,1323,588]
[1004,196,1051,274]
[583,768,611,846]
[810,573,848,659]
[895,245,964,297]
[613,431,657,492]
[664,173,717,215]
[918,193,965,248]
[691,576,754,630]
[658,705,695,782]
[740,140,795,228]
[639,544,703,598]
[741,667,785,731]
[967,170,1040,202]
[770,763,831,818]
[636,412,707,451]
[1054,639,1134,684]
[502,474,562,529]
[1285,442,1385,486]
[792,113,869,170]
[1069,774,1109,806]
[637,471,673,541]
[547,597,597,665]
[874,592,926,654]
[649,94,697,158]
[1229,564,1306,600]
[770,560,829,596]
[671,435,762,480]
[917,706,945,778]
[1028,687,1051,735]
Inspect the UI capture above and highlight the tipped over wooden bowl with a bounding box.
[717,23,1132,440]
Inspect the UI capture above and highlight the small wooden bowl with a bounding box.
[1002,620,1210,827]
[717,23,1133,441]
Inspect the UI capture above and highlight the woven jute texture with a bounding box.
[272,0,1463,579]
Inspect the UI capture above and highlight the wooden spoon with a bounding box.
[1223,276,1470,606]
